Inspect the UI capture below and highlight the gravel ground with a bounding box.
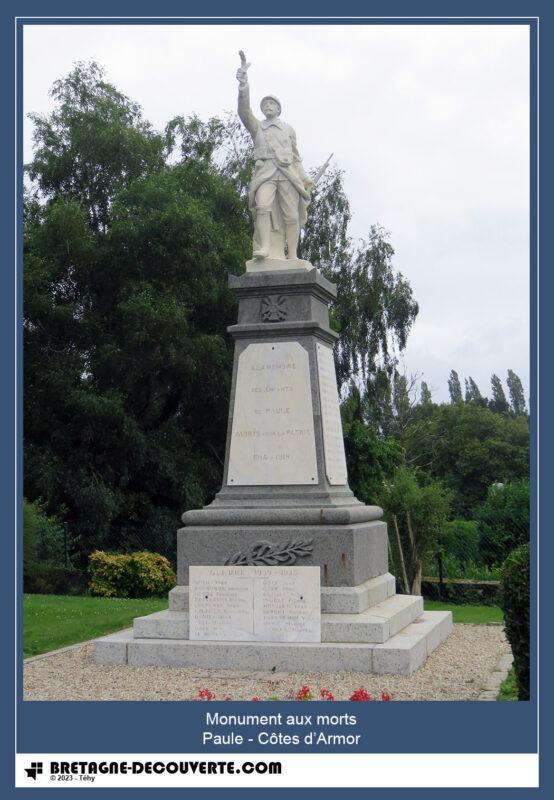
[24,624,509,701]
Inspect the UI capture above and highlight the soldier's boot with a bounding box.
[285,223,300,259]
[253,212,271,259]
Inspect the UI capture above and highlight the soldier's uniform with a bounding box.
[238,84,312,257]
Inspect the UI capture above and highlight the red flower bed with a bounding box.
[195,685,392,701]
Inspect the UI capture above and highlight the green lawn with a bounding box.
[24,594,168,658]
[424,600,503,624]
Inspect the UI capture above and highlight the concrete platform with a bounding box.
[94,610,452,674]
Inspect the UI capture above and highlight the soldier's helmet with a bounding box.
[260,95,282,115]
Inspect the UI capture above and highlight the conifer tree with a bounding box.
[506,369,527,415]
[448,370,463,403]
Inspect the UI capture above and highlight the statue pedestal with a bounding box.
[245,257,313,273]
[94,267,452,674]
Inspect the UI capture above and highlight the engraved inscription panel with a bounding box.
[189,565,321,643]
[227,341,318,485]
[316,343,348,485]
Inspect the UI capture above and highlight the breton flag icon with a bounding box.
[24,762,43,780]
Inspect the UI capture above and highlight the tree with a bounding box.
[27,61,166,231]
[489,374,510,414]
[23,499,67,580]
[25,64,251,564]
[448,370,463,403]
[464,376,487,407]
[340,384,403,505]
[378,468,451,595]
[405,402,529,517]
[506,369,527,415]
[301,181,419,388]
[420,381,433,405]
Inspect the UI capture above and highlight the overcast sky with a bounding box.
[23,23,530,404]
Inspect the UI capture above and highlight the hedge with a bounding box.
[500,543,530,700]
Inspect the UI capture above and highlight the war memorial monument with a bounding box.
[94,53,452,674]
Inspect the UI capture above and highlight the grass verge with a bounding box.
[424,600,503,624]
[497,667,518,701]
[24,594,168,658]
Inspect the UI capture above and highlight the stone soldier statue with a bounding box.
[236,51,318,262]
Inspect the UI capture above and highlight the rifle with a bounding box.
[313,153,334,185]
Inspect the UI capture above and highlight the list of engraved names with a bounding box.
[189,566,321,643]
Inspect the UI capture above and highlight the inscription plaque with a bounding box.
[189,565,321,643]
[227,341,318,485]
[316,343,348,485]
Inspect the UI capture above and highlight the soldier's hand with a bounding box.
[237,50,251,83]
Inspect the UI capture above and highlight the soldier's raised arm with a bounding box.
[236,50,258,139]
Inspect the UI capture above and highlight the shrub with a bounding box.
[440,519,480,566]
[477,480,529,567]
[89,550,176,598]
[500,543,530,700]
[24,499,68,580]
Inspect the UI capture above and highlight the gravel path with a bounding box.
[24,624,509,701]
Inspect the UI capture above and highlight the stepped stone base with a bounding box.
[94,573,453,676]
[131,593,424,645]
[94,610,452,674]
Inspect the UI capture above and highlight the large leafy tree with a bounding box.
[27,61,166,231]
[404,402,529,517]
[25,64,250,563]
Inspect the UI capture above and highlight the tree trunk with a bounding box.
[392,514,410,594]
[406,510,417,561]
[411,561,422,596]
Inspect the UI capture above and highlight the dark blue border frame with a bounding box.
[2,1,550,797]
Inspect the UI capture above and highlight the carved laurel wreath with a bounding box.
[225,538,314,566]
